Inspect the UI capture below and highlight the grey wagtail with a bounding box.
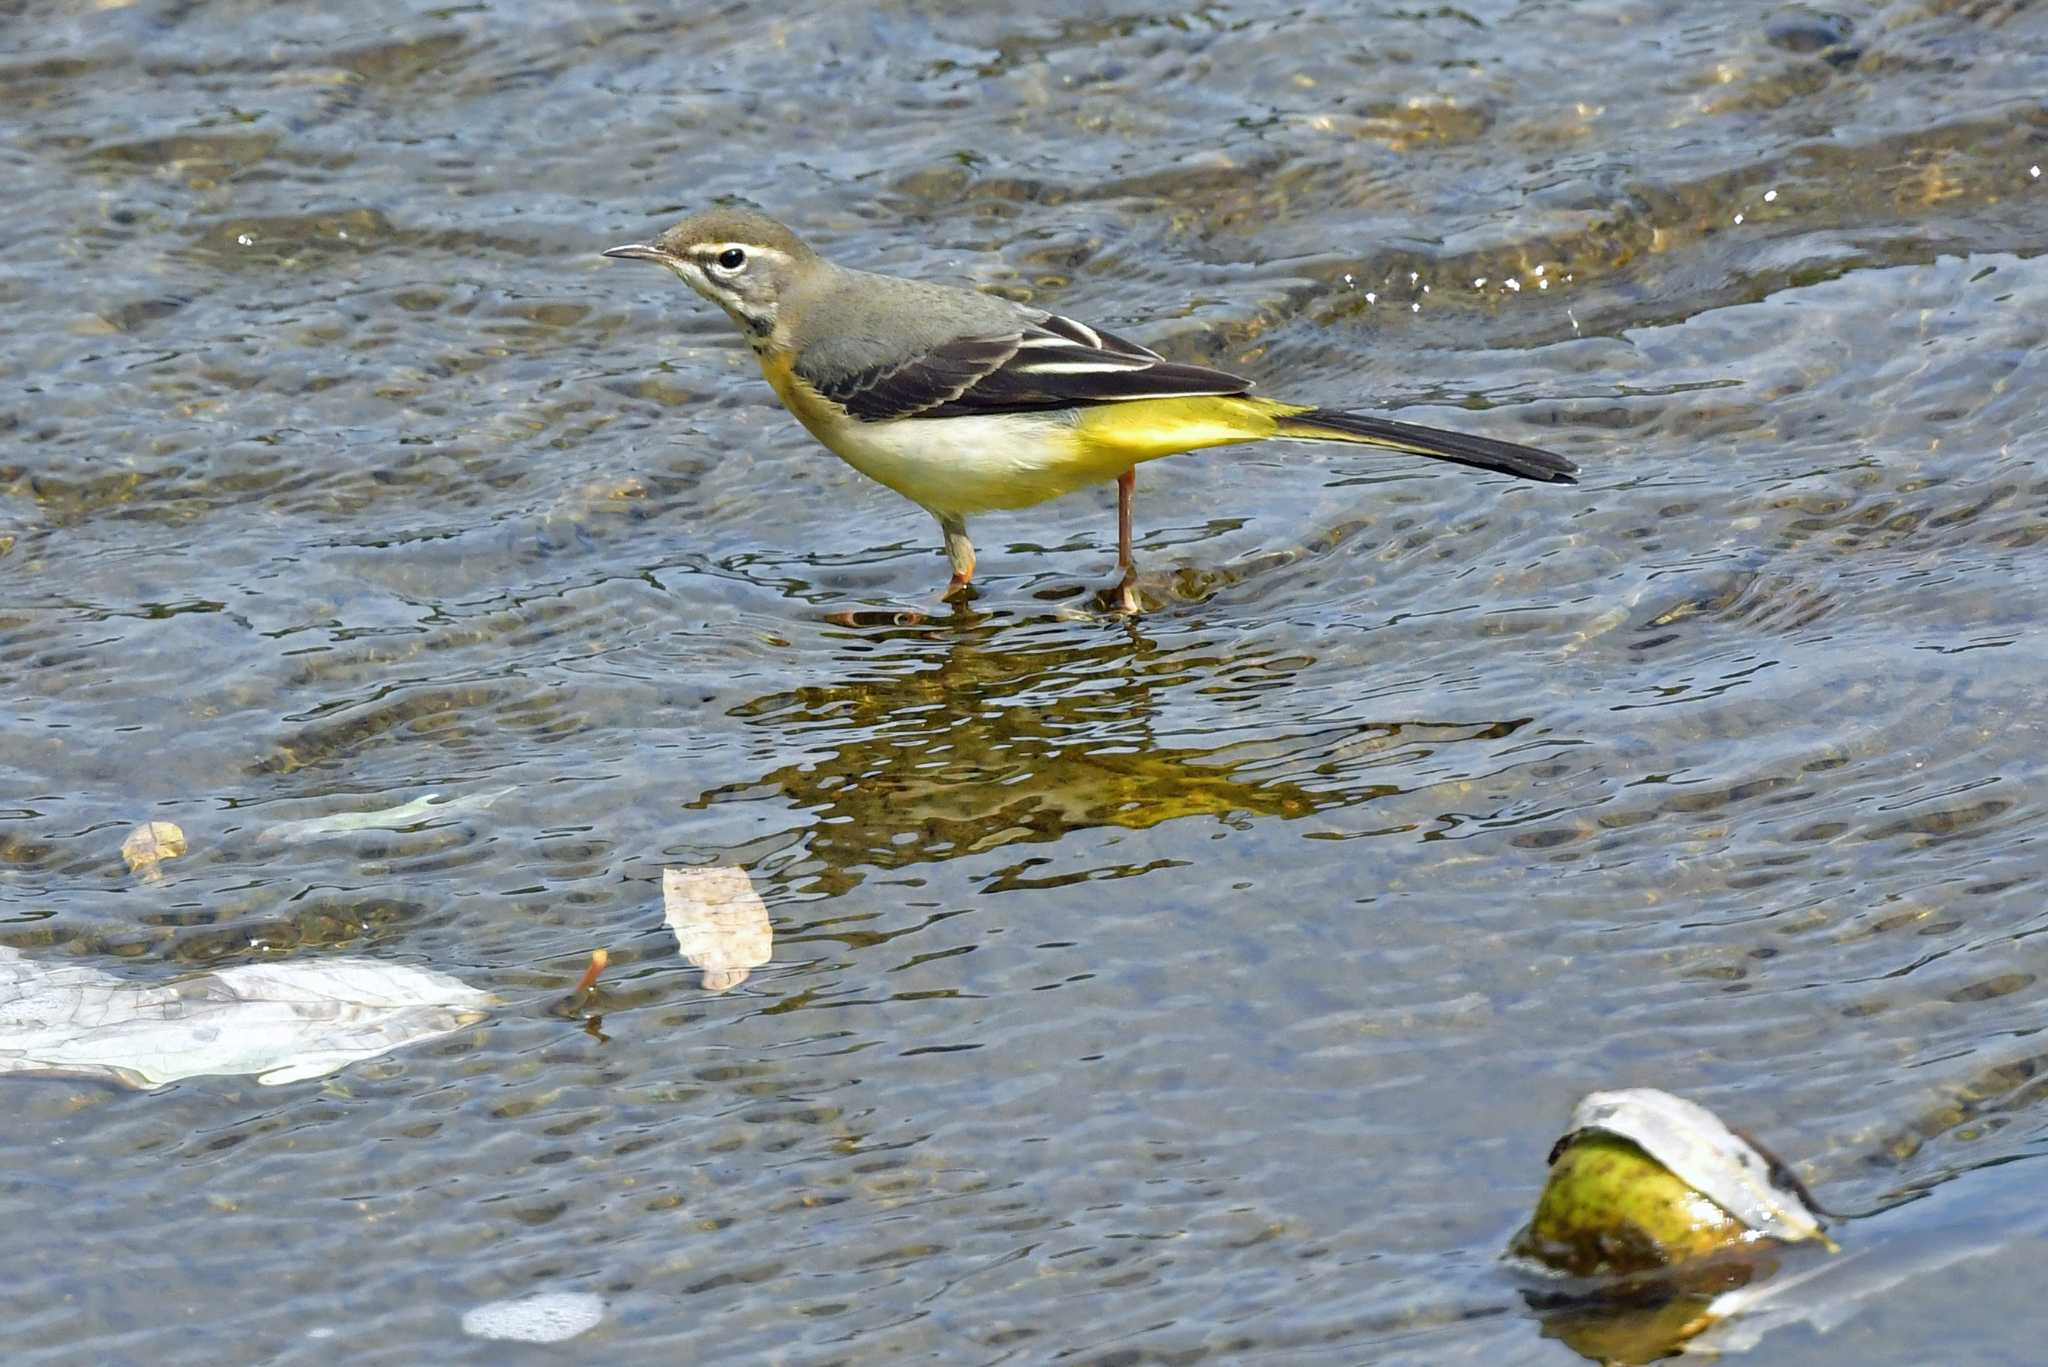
[603,207,1578,611]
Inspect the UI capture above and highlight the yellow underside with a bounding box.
[1069,395,1297,462]
[755,349,1319,517]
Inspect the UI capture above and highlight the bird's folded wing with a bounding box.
[805,312,1253,423]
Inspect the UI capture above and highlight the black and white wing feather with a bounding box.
[804,313,1252,423]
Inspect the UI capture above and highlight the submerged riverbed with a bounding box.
[4,0,2048,1361]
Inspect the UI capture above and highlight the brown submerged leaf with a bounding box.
[121,821,187,883]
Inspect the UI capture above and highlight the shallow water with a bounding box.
[4,0,2047,1361]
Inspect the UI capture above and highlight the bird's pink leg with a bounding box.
[1116,468,1140,613]
[941,517,975,601]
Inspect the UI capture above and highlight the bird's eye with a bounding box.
[717,247,746,271]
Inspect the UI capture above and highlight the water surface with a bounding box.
[5,0,2048,1361]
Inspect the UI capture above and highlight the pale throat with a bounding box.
[693,283,777,347]
[731,300,779,346]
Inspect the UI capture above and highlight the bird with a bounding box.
[603,207,1577,613]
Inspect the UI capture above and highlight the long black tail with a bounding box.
[1273,406,1578,484]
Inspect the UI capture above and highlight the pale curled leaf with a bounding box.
[0,946,491,1090]
[257,786,515,844]
[663,865,772,992]
[121,821,187,882]
[1570,1089,1826,1244]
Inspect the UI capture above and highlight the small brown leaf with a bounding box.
[121,821,188,882]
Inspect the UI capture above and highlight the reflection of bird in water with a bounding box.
[688,615,1532,890]
[605,207,1578,612]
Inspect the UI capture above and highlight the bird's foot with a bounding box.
[1113,567,1142,616]
[1078,577,1145,617]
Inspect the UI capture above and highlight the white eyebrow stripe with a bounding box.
[693,243,795,266]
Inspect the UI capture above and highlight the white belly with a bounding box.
[823,410,1121,520]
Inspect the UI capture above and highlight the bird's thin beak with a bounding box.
[602,242,670,263]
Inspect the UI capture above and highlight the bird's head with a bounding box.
[603,207,819,340]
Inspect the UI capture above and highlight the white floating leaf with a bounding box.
[1570,1089,1826,1244]
[663,865,772,992]
[461,1291,606,1343]
[0,946,491,1090]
